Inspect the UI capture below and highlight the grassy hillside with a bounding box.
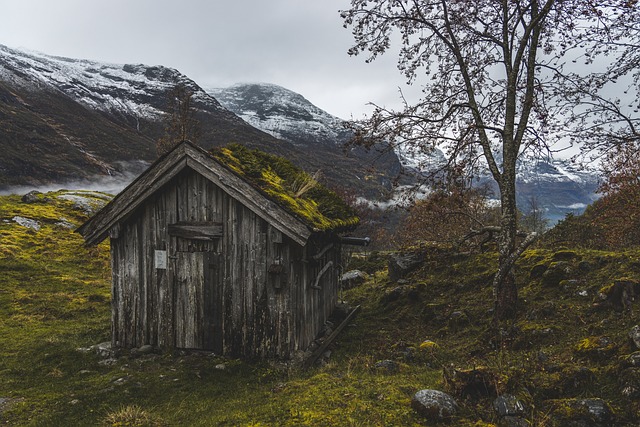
[1,192,639,425]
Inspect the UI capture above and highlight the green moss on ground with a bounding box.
[2,193,640,425]
[337,245,640,425]
[0,192,432,426]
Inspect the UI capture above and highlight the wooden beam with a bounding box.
[311,261,333,289]
[303,305,361,369]
[168,222,223,240]
[312,244,333,260]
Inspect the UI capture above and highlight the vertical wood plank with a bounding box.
[162,181,177,348]
[110,237,121,348]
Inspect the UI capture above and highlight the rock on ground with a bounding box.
[493,394,526,418]
[411,389,458,421]
[387,251,425,282]
[12,216,41,231]
[630,325,640,349]
[339,270,367,289]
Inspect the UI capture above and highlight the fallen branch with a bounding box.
[459,226,529,252]
[303,305,361,369]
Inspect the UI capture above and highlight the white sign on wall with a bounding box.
[154,250,167,269]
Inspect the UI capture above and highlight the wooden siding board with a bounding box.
[160,181,177,348]
[142,200,153,347]
[254,227,266,354]
[174,251,207,349]
[137,219,146,347]
[110,238,121,348]
[121,220,140,347]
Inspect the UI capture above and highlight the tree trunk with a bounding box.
[494,160,519,320]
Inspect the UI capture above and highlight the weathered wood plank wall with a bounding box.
[109,167,339,358]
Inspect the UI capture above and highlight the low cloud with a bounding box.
[0,160,148,197]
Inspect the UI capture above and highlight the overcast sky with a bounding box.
[0,0,417,119]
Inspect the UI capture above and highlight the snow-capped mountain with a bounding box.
[0,44,235,125]
[0,45,399,198]
[208,83,349,146]
[0,43,601,221]
[209,83,405,195]
[513,158,600,222]
[209,82,601,222]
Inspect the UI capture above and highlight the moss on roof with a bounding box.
[211,144,359,232]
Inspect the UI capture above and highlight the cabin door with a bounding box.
[171,241,221,352]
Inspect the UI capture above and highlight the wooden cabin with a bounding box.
[77,141,361,359]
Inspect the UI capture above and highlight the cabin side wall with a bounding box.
[290,236,340,353]
[109,168,339,358]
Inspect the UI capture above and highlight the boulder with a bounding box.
[93,341,114,358]
[411,389,458,421]
[571,398,614,426]
[598,280,639,313]
[387,251,425,282]
[419,340,439,350]
[381,286,404,304]
[12,216,41,231]
[574,336,616,361]
[578,261,593,272]
[541,261,572,287]
[55,218,76,229]
[530,263,548,279]
[21,190,42,203]
[619,367,640,398]
[56,193,108,215]
[444,366,500,398]
[625,351,640,367]
[547,398,614,427]
[630,325,640,349]
[493,394,526,418]
[339,270,367,289]
[131,344,155,357]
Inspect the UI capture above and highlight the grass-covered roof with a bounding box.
[211,144,359,232]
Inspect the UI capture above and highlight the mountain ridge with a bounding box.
[211,82,600,221]
[208,83,347,146]
[0,44,600,220]
[0,44,399,199]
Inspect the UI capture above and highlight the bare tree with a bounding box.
[156,82,201,155]
[340,0,631,320]
[558,2,640,158]
[520,196,549,235]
